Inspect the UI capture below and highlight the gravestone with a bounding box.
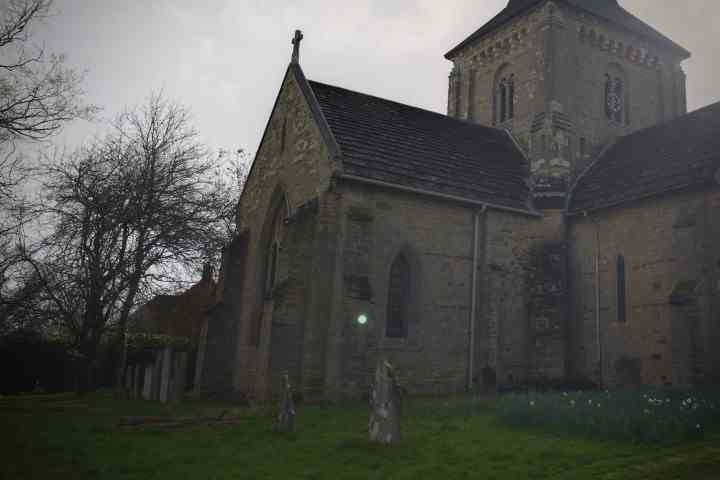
[369,360,401,444]
[125,365,134,391]
[170,351,188,403]
[273,373,296,433]
[151,350,163,401]
[159,347,172,403]
[133,364,143,399]
[142,364,153,400]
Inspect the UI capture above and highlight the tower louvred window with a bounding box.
[605,74,625,124]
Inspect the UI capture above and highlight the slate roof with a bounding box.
[569,101,720,214]
[307,79,533,212]
[445,0,689,59]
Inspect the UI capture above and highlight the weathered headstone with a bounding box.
[125,365,134,391]
[142,364,153,400]
[369,360,401,444]
[273,373,296,433]
[170,351,188,403]
[133,364,143,399]
[151,350,163,401]
[159,347,172,403]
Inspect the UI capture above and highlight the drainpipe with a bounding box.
[585,211,602,386]
[468,205,488,391]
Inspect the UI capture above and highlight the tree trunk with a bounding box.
[113,279,138,398]
[76,341,97,395]
[114,241,146,397]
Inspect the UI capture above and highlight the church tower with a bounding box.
[445,0,690,205]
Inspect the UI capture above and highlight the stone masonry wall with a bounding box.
[478,209,567,386]
[231,69,336,400]
[568,188,720,386]
[448,3,545,150]
[327,183,566,397]
[448,1,688,181]
[328,184,476,397]
[555,3,688,175]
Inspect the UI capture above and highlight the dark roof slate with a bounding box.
[307,80,533,212]
[569,101,720,214]
[445,0,689,59]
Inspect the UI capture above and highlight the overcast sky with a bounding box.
[31,0,720,158]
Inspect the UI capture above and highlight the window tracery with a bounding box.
[605,71,626,124]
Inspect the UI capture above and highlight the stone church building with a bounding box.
[197,0,720,401]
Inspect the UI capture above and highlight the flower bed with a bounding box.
[496,387,720,444]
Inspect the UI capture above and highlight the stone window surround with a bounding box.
[494,63,516,126]
[378,244,424,349]
[604,63,630,127]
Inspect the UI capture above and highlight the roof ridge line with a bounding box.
[611,100,720,145]
[445,0,689,60]
[307,78,510,138]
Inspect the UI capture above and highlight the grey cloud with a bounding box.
[32,0,720,157]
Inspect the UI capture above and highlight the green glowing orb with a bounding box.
[357,314,368,325]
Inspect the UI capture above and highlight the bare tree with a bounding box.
[15,92,236,393]
[110,93,232,394]
[212,147,250,241]
[17,144,137,390]
[0,146,32,333]
[0,0,95,143]
[1,0,95,331]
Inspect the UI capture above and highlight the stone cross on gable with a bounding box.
[291,29,304,64]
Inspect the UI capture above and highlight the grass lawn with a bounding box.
[1,391,719,479]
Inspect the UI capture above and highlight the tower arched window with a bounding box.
[386,254,410,338]
[605,71,626,124]
[499,79,507,123]
[508,74,515,120]
[495,71,515,124]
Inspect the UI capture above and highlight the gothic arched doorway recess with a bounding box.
[259,186,303,399]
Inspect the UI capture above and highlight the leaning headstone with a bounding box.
[369,360,401,444]
[273,374,296,433]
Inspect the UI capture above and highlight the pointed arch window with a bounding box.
[386,254,410,338]
[508,74,515,120]
[265,240,279,296]
[617,255,627,323]
[499,79,507,123]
